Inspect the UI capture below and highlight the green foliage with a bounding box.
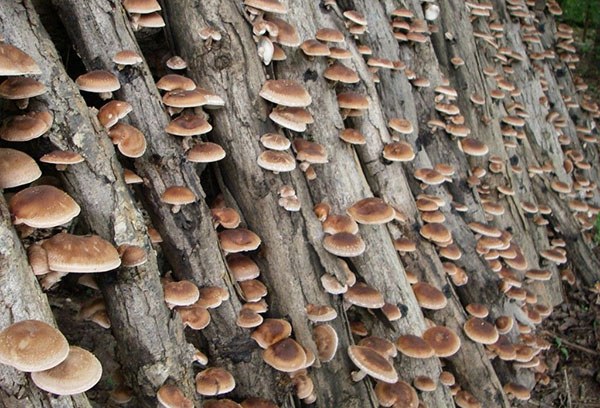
[558,0,600,28]
[594,214,600,245]
[554,337,570,359]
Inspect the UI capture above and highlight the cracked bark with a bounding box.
[0,1,196,405]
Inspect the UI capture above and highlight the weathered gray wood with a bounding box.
[0,196,92,408]
[0,1,197,405]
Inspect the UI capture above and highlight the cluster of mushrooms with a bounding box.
[1,0,599,406]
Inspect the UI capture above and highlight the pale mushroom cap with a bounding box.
[0,320,69,372]
[161,186,196,205]
[195,367,236,396]
[423,326,461,357]
[0,148,41,188]
[344,282,385,308]
[31,346,102,395]
[157,384,193,408]
[9,185,80,229]
[186,142,226,163]
[122,0,161,13]
[259,79,312,107]
[76,70,120,93]
[41,232,121,273]
[218,229,261,253]
[322,232,366,257]
[257,150,296,172]
[0,77,46,99]
[166,56,187,70]
[0,44,41,75]
[347,345,398,384]
[263,338,306,372]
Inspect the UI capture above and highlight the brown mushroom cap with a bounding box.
[263,338,307,372]
[0,320,69,372]
[420,223,451,244]
[260,133,291,150]
[347,345,398,384]
[178,306,211,330]
[97,100,132,128]
[203,399,243,408]
[75,70,120,93]
[347,197,395,225]
[241,398,277,408]
[218,229,261,253]
[322,232,366,257]
[259,79,311,107]
[163,280,200,307]
[30,346,102,395]
[395,334,435,359]
[251,318,292,349]
[0,77,47,100]
[322,214,359,235]
[0,44,41,76]
[383,141,415,162]
[412,282,447,310]
[0,148,41,188]
[459,138,489,156]
[118,244,148,268]
[108,123,147,158]
[344,282,385,308]
[313,323,338,362]
[337,92,370,110]
[339,128,366,145]
[166,114,212,136]
[157,384,193,408]
[112,50,142,66]
[244,0,287,13]
[375,380,419,408]
[414,168,445,185]
[227,254,260,281]
[239,279,268,302]
[388,118,414,134]
[257,150,296,172]
[503,382,531,400]
[40,150,84,167]
[161,186,196,206]
[423,326,461,357]
[195,367,236,396]
[186,142,226,163]
[122,0,161,13]
[40,232,121,273]
[316,28,345,43]
[463,317,499,345]
[465,303,489,318]
[156,74,196,92]
[324,63,359,83]
[293,139,328,164]
[1,111,52,142]
[237,310,264,328]
[301,39,330,57]
[414,375,436,392]
[455,390,481,408]
[359,336,397,359]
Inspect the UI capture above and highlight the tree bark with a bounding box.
[0,196,92,408]
[0,1,197,405]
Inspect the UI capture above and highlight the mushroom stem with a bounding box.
[99,91,113,100]
[351,370,367,382]
[56,164,67,171]
[15,98,29,109]
[171,205,181,214]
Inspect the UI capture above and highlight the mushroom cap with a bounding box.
[97,100,132,128]
[112,50,143,66]
[156,384,193,408]
[163,280,200,306]
[383,142,415,162]
[525,269,552,281]
[312,323,338,362]
[136,12,166,28]
[503,382,531,400]
[260,133,291,150]
[388,118,414,134]
[163,88,224,108]
[161,186,196,206]
[293,139,328,164]
[322,232,366,257]
[375,380,418,408]
[344,282,385,308]
[263,338,306,372]
[465,303,489,318]
[347,197,394,225]
[301,39,330,56]
[459,138,489,156]
[414,168,445,185]
[156,74,196,92]
[40,150,84,166]
[239,279,268,302]
[463,317,499,344]
[0,148,41,188]
[420,223,451,244]
[76,70,120,93]
[347,345,398,383]
[178,306,211,330]
[9,185,80,228]
[244,0,287,13]
[414,375,436,392]
[166,114,212,136]
[122,0,161,13]
[394,238,416,252]
[316,28,345,43]
[269,107,313,132]
[41,232,121,273]
[259,79,311,107]
[257,150,296,172]
[359,336,397,359]
[339,128,366,144]
[343,10,367,25]
[412,282,447,310]
[0,320,69,372]
[251,318,292,349]
[218,229,261,253]
[31,346,101,395]
[305,304,337,322]
[211,207,240,229]
[468,222,501,237]
[195,367,236,396]
[395,334,435,358]
[186,142,226,163]
[237,309,263,328]
[118,244,147,268]
[329,47,352,59]
[1,111,52,142]
[323,63,360,83]
[337,92,370,110]
[227,254,260,281]
[423,326,461,357]
[268,17,301,47]
[0,44,41,75]
[455,390,481,408]
[108,123,147,158]
[0,77,46,99]
[322,214,359,235]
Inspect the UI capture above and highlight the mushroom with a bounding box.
[9,185,80,229]
[263,338,307,372]
[75,70,120,100]
[157,384,193,408]
[0,77,46,109]
[161,186,196,213]
[195,367,235,396]
[347,345,398,383]
[40,150,84,171]
[0,148,41,188]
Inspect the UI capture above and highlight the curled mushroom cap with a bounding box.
[463,317,498,344]
[259,79,311,107]
[0,44,41,75]
[31,346,102,395]
[157,384,193,408]
[322,232,365,257]
[348,345,398,384]
[347,197,394,225]
[263,338,306,372]
[344,282,385,308]
[423,326,461,357]
[195,367,236,396]
[0,148,41,188]
[0,320,69,372]
[218,229,261,253]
